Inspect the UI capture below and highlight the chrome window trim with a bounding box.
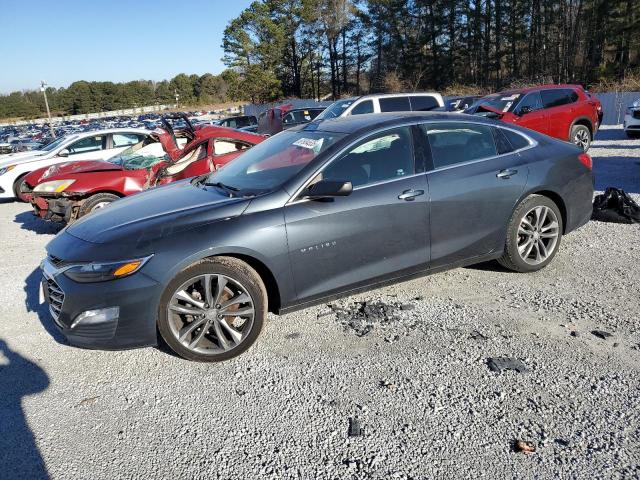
[286,119,538,205]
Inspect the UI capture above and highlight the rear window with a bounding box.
[379,96,411,112]
[409,96,440,111]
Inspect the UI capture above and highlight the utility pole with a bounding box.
[40,80,56,138]
[174,89,180,109]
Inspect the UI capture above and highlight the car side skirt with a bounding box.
[276,251,503,315]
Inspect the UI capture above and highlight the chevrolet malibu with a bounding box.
[40,112,593,362]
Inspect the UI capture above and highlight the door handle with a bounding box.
[398,189,425,201]
[496,169,518,179]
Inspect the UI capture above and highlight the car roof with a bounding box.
[492,84,584,95]
[304,111,496,134]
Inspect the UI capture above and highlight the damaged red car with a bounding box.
[21,118,264,223]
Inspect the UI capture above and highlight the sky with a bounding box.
[0,0,255,93]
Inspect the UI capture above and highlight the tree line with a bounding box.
[222,0,640,102]
[0,72,240,119]
[2,0,638,119]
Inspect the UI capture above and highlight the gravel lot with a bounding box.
[1,125,639,479]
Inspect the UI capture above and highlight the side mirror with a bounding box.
[518,106,533,116]
[58,148,70,157]
[303,180,352,199]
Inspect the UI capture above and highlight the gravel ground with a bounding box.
[0,125,639,479]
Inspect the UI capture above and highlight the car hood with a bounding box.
[0,150,48,166]
[39,160,123,181]
[66,180,250,244]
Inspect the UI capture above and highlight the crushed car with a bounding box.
[21,116,264,223]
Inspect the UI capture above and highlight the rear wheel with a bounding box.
[570,124,591,151]
[12,174,28,202]
[78,193,120,218]
[157,257,267,362]
[498,195,563,273]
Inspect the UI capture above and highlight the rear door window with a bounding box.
[409,96,439,111]
[350,100,374,115]
[422,122,497,169]
[214,139,252,156]
[541,89,577,108]
[379,96,411,112]
[68,135,106,154]
[112,133,145,148]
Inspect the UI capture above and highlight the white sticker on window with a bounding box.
[293,138,323,150]
[503,101,513,112]
[501,95,519,101]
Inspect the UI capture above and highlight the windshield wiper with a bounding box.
[204,181,240,196]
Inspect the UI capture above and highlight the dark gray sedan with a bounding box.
[41,112,593,361]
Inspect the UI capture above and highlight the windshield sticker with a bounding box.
[293,137,323,150]
[503,101,513,112]
[501,95,519,101]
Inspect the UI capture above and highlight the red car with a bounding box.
[468,84,602,151]
[22,119,264,223]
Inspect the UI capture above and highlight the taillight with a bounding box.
[578,153,592,170]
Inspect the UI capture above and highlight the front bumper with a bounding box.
[623,113,640,131]
[31,195,76,222]
[40,257,162,349]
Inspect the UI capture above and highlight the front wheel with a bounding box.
[498,195,563,272]
[157,257,267,362]
[78,193,120,218]
[570,124,591,151]
[12,174,28,202]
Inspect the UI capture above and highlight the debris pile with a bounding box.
[325,300,416,337]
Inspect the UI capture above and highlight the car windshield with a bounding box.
[108,140,168,170]
[202,130,345,195]
[315,99,355,120]
[39,136,68,152]
[470,93,522,113]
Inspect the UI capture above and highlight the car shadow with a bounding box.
[24,268,67,345]
[0,339,50,478]
[464,260,512,273]
[592,155,640,194]
[594,128,627,141]
[14,211,64,235]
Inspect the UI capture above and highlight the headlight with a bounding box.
[63,256,152,283]
[0,165,15,176]
[33,179,76,193]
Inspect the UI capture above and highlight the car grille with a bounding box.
[49,255,67,268]
[633,110,640,119]
[46,276,65,322]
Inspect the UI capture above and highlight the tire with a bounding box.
[78,193,120,218]
[626,130,639,139]
[498,194,564,273]
[157,256,267,362]
[12,174,28,202]
[570,124,591,151]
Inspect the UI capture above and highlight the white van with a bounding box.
[315,92,445,120]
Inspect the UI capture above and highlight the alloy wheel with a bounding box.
[517,206,560,265]
[573,128,590,150]
[167,274,255,355]
[91,201,112,211]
